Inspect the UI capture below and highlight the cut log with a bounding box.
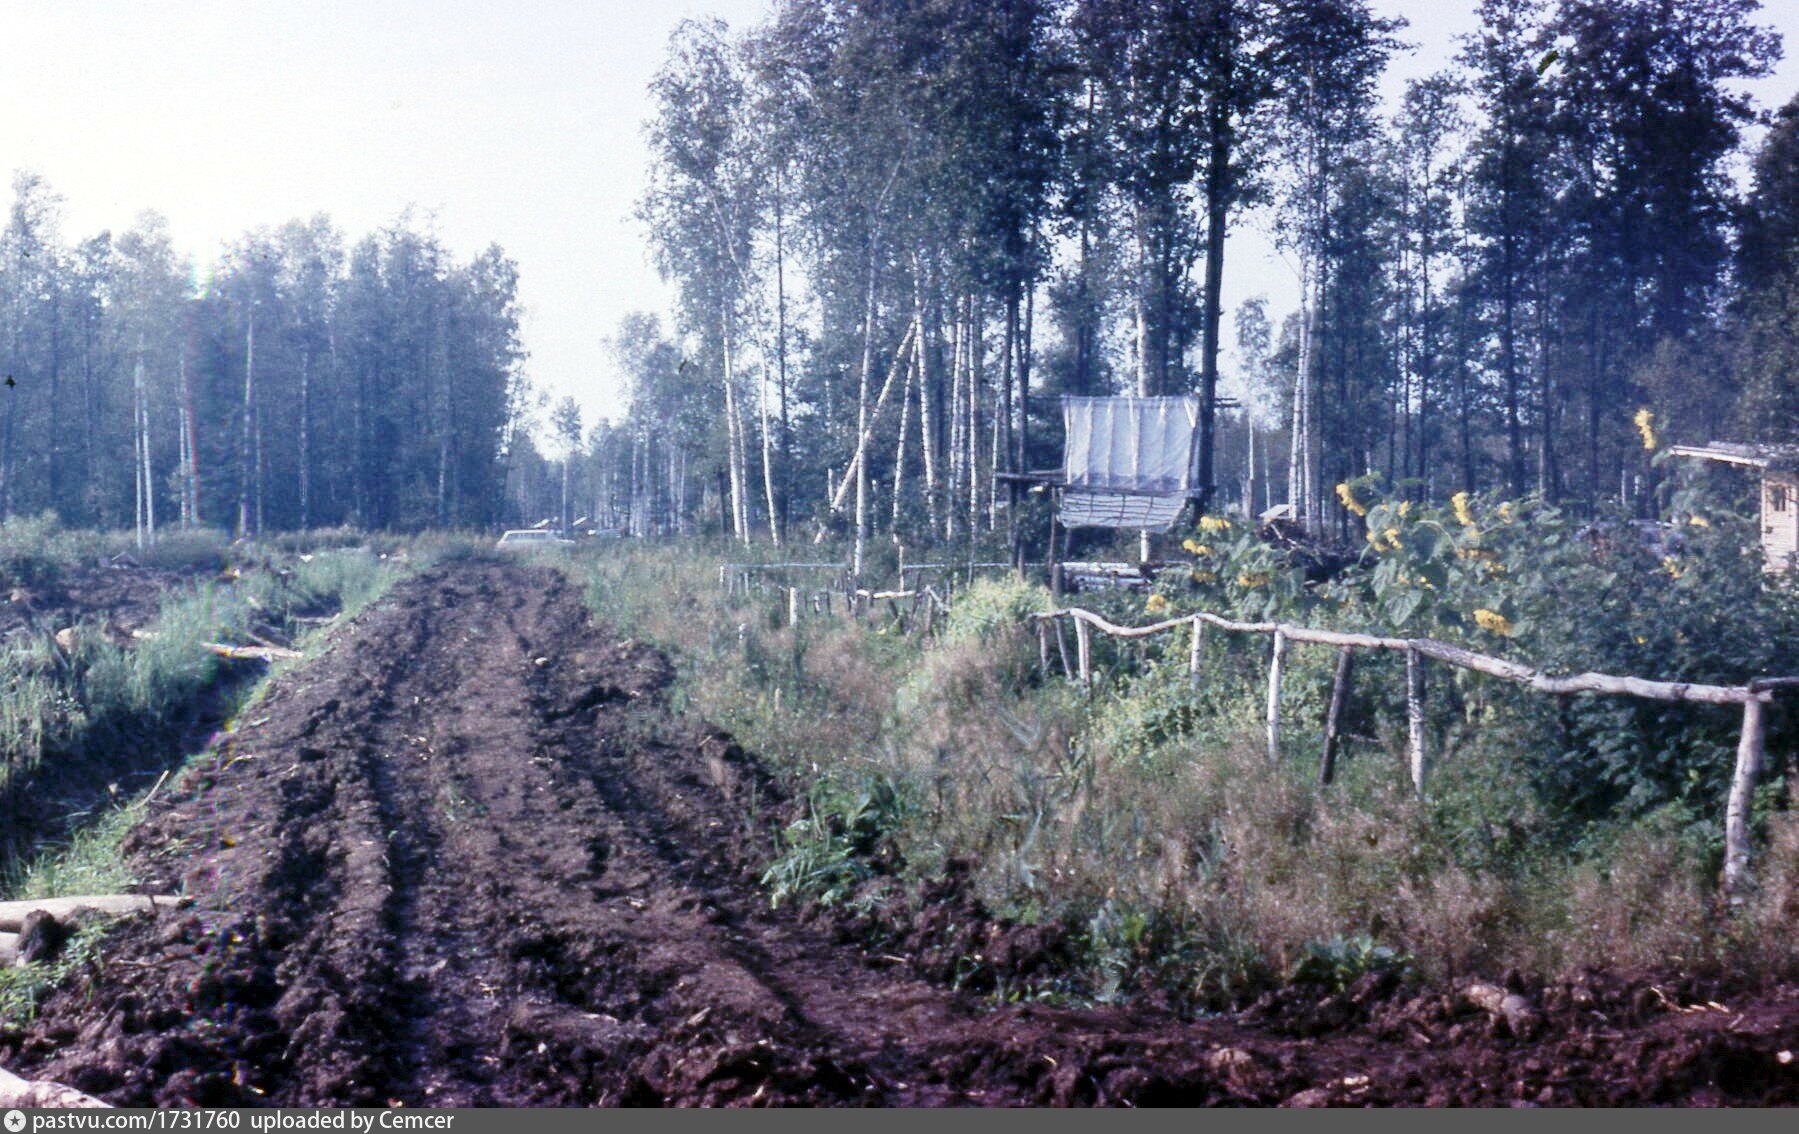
[0,1065,113,1108]
[0,930,17,966]
[0,893,183,932]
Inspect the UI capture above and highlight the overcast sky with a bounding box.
[3,1,1797,428]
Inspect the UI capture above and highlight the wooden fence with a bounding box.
[1031,605,1798,899]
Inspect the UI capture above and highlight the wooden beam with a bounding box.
[1188,616,1205,684]
[1320,646,1353,785]
[1266,628,1287,763]
[1407,646,1427,794]
[1724,696,1767,899]
[1033,607,1777,707]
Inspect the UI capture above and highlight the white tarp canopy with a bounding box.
[1059,396,1198,531]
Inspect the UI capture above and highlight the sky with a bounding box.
[3,1,1798,428]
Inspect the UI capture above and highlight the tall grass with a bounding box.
[0,540,414,833]
[0,537,419,1022]
[567,541,1799,1007]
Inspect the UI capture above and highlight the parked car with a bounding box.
[495,529,575,551]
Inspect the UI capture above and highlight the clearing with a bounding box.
[2,561,1794,1106]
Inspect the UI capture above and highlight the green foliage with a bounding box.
[1167,481,1799,823]
[761,778,910,910]
[941,577,1053,645]
[568,533,1799,1008]
[0,513,75,589]
[1287,935,1409,992]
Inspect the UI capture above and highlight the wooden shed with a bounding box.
[1671,443,1799,575]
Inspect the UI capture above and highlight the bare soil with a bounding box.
[0,562,202,642]
[0,562,233,865]
[3,562,1795,1106]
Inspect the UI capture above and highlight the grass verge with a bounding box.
[0,539,419,1024]
[566,540,1799,1011]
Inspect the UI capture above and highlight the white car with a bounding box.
[495,529,575,551]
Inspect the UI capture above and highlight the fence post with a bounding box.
[1319,645,1353,785]
[1037,621,1050,678]
[1406,646,1427,794]
[1188,617,1205,685]
[1723,694,1767,900]
[1266,628,1287,763]
[1075,618,1092,687]
[788,587,800,627]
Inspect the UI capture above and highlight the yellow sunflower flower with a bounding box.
[1634,407,1657,451]
[1473,608,1514,636]
[1335,482,1367,517]
[1200,515,1234,533]
[1145,593,1169,614]
[1451,491,1475,527]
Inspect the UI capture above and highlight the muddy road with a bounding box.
[4,562,1795,1106]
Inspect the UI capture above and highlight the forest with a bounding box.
[571,0,1799,570]
[0,185,527,538]
[1,2,1798,1108]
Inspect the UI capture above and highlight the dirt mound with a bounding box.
[4,562,1795,1106]
[0,562,201,642]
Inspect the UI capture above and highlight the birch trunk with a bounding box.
[180,344,200,525]
[968,297,983,538]
[892,349,913,531]
[722,312,749,544]
[853,241,879,580]
[238,309,255,538]
[298,351,311,530]
[758,333,781,545]
[946,298,965,542]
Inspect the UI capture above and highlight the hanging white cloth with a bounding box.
[1059,396,1198,530]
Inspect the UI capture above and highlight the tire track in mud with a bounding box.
[4,561,1796,1107]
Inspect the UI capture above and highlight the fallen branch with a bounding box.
[201,641,302,661]
[0,1065,113,1109]
[0,894,184,932]
[129,629,301,661]
[0,930,16,966]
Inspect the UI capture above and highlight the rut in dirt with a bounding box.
[4,560,1796,1107]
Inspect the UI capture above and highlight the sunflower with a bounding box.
[1474,608,1514,636]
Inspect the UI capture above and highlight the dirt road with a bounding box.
[4,562,1795,1106]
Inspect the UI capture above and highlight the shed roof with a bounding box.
[1669,442,1799,474]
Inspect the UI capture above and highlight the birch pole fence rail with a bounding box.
[1031,605,1796,899]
